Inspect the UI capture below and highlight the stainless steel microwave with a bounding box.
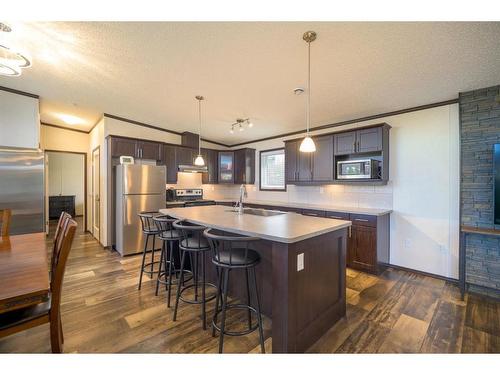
[337,159,381,180]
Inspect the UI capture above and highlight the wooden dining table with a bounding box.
[0,232,50,314]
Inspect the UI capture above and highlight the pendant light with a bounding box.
[299,31,317,153]
[194,95,205,166]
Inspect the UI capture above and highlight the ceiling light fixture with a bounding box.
[194,95,205,167]
[299,31,317,153]
[229,118,253,134]
[0,22,31,77]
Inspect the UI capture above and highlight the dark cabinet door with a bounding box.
[234,148,255,184]
[201,148,218,184]
[110,137,137,158]
[218,152,234,184]
[357,127,382,153]
[163,145,177,184]
[312,135,334,181]
[138,140,161,160]
[297,151,312,182]
[348,224,377,272]
[177,147,194,166]
[285,141,299,182]
[334,131,356,155]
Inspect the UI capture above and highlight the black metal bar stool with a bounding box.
[137,212,161,290]
[204,228,265,353]
[172,220,216,330]
[153,215,192,307]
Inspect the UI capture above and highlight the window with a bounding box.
[260,148,285,191]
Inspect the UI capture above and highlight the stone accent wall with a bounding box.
[460,84,500,298]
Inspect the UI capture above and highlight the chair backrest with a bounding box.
[0,209,12,237]
[173,220,207,249]
[51,212,72,277]
[153,215,177,239]
[204,228,260,266]
[50,218,77,319]
[138,212,158,233]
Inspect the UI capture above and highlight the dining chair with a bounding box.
[51,212,72,277]
[0,217,78,353]
[0,209,11,237]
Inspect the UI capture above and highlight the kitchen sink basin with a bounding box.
[225,207,286,217]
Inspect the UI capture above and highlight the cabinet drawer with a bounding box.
[326,211,350,220]
[349,213,377,227]
[301,209,326,218]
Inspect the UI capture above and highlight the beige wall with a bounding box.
[47,152,85,216]
[40,125,89,153]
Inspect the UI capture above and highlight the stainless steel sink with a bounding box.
[225,207,286,217]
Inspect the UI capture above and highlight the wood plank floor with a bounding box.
[1,218,499,353]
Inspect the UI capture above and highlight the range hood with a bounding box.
[176,132,208,173]
[178,164,208,173]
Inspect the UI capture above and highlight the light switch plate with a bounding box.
[297,253,304,271]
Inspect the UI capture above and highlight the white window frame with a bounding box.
[259,148,286,191]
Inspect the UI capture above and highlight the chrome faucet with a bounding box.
[237,184,247,214]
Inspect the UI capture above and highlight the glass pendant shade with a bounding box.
[299,136,316,152]
[194,154,205,166]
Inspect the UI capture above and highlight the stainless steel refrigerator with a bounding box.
[0,148,44,235]
[115,164,166,256]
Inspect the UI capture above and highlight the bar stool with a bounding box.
[137,212,161,290]
[153,215,192,307]
[172,220,216,330]
[204,228,265,353]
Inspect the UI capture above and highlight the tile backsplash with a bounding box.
[202,182,394,209]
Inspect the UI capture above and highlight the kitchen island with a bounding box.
[159,205,351,353]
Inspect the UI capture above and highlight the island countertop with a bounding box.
[159,205,351,244]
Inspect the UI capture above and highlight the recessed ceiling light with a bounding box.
[57,113,84,125]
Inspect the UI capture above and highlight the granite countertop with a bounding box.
[215,199,392,216]
[159,205,351,244]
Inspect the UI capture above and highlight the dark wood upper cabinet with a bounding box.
[137,140,161,160]
[181,132,199,149]
[334,131,356,156]
[218,151,235,184]
[285,140,299,183]
[201,148,218,184]
[162,144,178,184]
[297,151,312,182]
[312,135,334,182]
[234,148,255,184]
[110,137,137,158]
[357,127,382,153]
[334,127,382,155]
[176,146,195,166]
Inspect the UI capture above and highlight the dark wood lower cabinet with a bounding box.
[348,224,377,272]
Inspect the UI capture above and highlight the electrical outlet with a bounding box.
[319,187,325,194]
[252,186,257,192]
[297,253,304,271]
[439,245,448,253]
[404,238,413,249]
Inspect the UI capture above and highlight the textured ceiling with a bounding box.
[1,22,500,143]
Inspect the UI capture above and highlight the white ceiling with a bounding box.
[1,22,500,144]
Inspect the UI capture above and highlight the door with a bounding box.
[357,127,382,153]
[92,147,100,241]
[285,141,298,182]
[312,135,334,181]
[218,152,234,183]
[177,147,194,166]
[201,148,218,184]
[297,151,312,182]
[163,145,177,183]
[44,153,50,235]
[348,225,377,272]
[110,137,137,158]
[138,140,161,160]
[334,131,356,155]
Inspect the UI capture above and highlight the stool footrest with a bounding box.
[178,282,217,304]
[212,304,261,337]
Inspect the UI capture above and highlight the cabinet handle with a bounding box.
[349,226,352,237]
[304,213,319,217]
[354,218,369,222]
[329,216,343,219]
[353,141,356,152]
[357,141,360,152]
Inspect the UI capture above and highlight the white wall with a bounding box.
[0,90,40,149]
[204,104,460,279]
[47,152,85,216]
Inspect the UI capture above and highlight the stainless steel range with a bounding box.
[166,188,216,207]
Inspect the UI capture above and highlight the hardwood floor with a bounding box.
[1,219,499,353]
